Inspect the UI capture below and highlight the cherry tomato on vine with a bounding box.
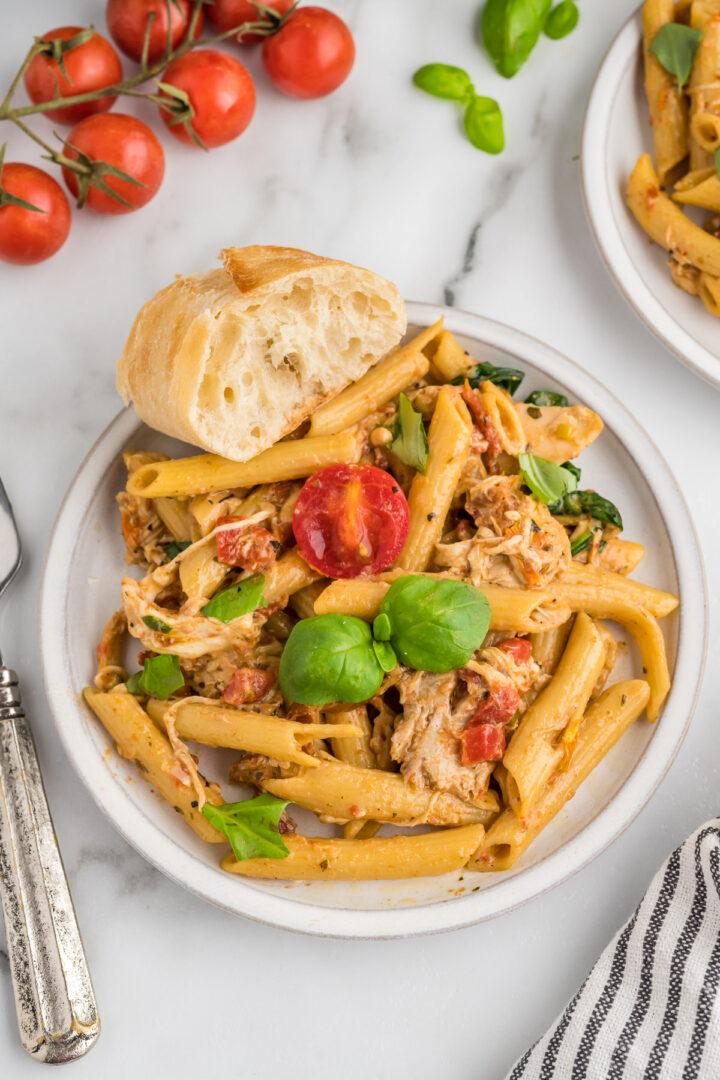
[24,26,123,126]
[106,0,203,64]
[205,0,295,43]
[0,163,71,265]
[61,113,164,214]
[262,7,355,99]
[158,51,256,148]
[292,464,409,579]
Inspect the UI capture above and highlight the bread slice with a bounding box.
[116,245,406,461]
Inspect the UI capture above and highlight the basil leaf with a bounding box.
[544,0,578,40]
[379,576,490,673]
[202,794,290,861]
[126,654,184,699]
[525,389,568,407]
[413,63,475,102]
[142,614,172,634]
[464,95,505,154]
[372,639,397,673]
[200,573,265,623]
[481,0,553,79]
[518,452,578,504]
[278,614,384,706]
[570,528,595,556]
[389,393,429,473]
[650,23,703,91]
[165,540,191,560]
[550,490,623,530]
[451,360,524,395]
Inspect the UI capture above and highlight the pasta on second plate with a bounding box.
[85,322,678,882]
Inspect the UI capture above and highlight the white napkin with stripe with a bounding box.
[506,819,720,1079]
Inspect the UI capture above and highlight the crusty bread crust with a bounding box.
[117,246,406,462]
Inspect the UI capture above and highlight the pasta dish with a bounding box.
[85,321,678,882]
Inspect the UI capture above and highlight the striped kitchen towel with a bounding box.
[507,819,720,1080]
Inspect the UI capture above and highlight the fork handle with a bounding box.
[0,661,100,1063]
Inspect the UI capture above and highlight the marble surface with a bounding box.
[1,0,719,1076]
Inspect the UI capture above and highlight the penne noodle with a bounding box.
[221,824,485,880]
[308,321,442,437]
[468,681,651,871]
[153,497,195,541]
[480,382,525,455]
[698,270,720,315]
[530,620,574,677]
[688,0,720,168]
[551,562,678,618]
[326,706,376,769]
[262,548,321,605]
[673,170,720,211]
[591,538,646,575]
[126,431,361,498]
[83,688,225,842]
[179,539,229,599]
[642,0,689,185]
[429,329,474,381]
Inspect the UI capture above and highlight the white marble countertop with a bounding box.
[1,0,719,1076]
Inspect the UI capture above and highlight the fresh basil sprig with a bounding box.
[451,360,524,395]
[650,23,703,91]
[279,615,385,706]
[481,0,553,79]
[165,540,191,560]
[525,389,568,407]
[413,63,504,155]
[389,393,429,473]
[375,576,490,673]
[126,653,184,699]
[550,490,623,530]
[544,0,579,40]
[142,614,172,634]
[518,452,578,504]
[202,794,290,861]
[200,573,265,623]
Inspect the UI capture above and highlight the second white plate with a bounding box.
[583,7,720,388]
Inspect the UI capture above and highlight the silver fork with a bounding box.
[0,477,99,1062]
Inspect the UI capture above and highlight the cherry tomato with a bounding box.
[262,6,355,98]
[498,637,533,664]
[106,0,203,64]
[293,464,409,579]
[158,51,256,147]
[24,26,123,126]
[61,113,164,214]
[0,163,71,265]
[206,0,295,43]
[462,723,506,765]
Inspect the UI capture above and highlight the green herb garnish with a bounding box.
[544,0,579,40]
[278,614,385,706]
[570,529,596,556]
[413,63,475,102]
[451,360,524,395]
[650,23,703,91]
[550,490,623,530]
[525,389,568,407]
[200,574,265,623]
[375,576,490,674]
[518,452,578,504]
[142,614,172,634]
[202,794,290,861]
[481,0,553,79]
[165,540,191,560]
[126,654,184,699]
[464,95,505,154]
[389,393,429,473]
[561,461,582,484]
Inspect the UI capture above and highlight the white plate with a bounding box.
[40,303,707,938]
[583,8,720,388]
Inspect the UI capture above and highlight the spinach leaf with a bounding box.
[202,794,290,861]
[200,573,265,623]
[413,63,475,102]
[561,460,582,484]
[165,540,191,560]
[389,393,429,473]
[278,614,384,706]
[550,490,623,530]
[544,0,579,40]
[650,23,703,91]
[524,389,568,407]
[518,452,578,504]
[570,528,595,556]
[142,614,172,634]
[464,95,505,154]
[126,654,184,699]
[377,576,490,673]
[481,0,553,78]
[451,360,524,395]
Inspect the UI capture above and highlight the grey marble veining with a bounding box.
[2,1,720,1077]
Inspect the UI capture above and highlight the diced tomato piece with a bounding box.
[461,382,502,460]
[499,638,533,664]
[216,517,279,571]
[469,684,520,727]
[223,667,276,705]
[462,723,506,764]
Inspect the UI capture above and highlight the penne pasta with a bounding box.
[179,538,229,599]
[551,562,678,618]
[153,497,195,541]
[592,537,646,575]
[428,329,474,382]
[326,706,376,769]
[262,548,321,605]
[222,824,485,881]
[643,0,689,184]
[688,0,720,168]
[480,382,525,455]
[673,169,720,210]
